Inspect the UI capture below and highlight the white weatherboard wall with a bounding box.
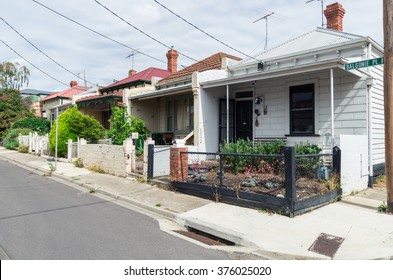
[340,135,369,194]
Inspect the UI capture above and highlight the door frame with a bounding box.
[235,99,254,141]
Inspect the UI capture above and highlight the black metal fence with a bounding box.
[172,146,342,217]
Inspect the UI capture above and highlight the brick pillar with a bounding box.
[170,146,188,182]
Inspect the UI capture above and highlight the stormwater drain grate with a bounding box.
[308,233,345,258]
[175,228,235,246]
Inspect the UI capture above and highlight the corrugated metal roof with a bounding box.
[234,27,365,66]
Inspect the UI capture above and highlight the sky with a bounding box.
[1,0,383,92]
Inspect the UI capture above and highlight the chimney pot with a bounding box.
[128,69,137,76]
[166,49,178,73]
[324,2,346,32]
[70,80,78,87]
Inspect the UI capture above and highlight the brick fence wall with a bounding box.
[79,144,127,177]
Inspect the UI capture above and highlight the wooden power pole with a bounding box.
[384,0,393,213]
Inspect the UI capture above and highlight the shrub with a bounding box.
[17,145,29,153]
[11,117,50,135]
[3,128,31,150]
[295,143,322,179]
[73,158,84,168]
[219,139,285,173]
[49,106,106,157]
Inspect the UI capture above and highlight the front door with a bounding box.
[236,100,253,140]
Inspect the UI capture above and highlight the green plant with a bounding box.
[220,139,285,173]
[3,128,31,150]
[12,117,50,135]
[49,106,106,157]
[17,145,28,153]
[324,172,341,190]
[48,163,55,172]
[0,87,33,139]
[73,158,84,168]
[86,164,105,174]
[107,107,149,156]
[378,202,387,213]
[155,203,162,207]
[295,142,322,179]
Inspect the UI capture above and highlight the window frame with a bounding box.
[165,94,194,134]
[289,83,315,136]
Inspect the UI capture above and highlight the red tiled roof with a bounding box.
[40,86,90,101]
[158,52,241,84]
[101,67,171,91]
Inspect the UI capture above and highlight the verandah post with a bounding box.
[284,146,296,216]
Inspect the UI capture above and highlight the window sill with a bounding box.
[285,134,320,137]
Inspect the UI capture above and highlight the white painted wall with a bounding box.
[339,135,369,194]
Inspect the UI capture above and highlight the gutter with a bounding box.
[129,84,191,101]
[201,58,348,88]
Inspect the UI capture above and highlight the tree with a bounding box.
[0,62,30,90]
[49,106,106,157]
[0,88,33,139]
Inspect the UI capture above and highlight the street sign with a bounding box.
[345,57,384,70]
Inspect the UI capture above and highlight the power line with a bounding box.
[94,0,197,62]
[0,17,96,87]
[152,0,259,61]
[0,39,68,87]
[31,0,166,64]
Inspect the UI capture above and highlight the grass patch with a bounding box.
[378,202,387,213]
[86,164,105,174]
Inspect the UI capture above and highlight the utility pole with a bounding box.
[383,0,393,213]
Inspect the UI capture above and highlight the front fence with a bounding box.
[172,146,341,217]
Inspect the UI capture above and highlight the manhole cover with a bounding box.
[308,233,344,258]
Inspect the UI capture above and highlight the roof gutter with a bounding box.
[129,84,191,101]
[201,58,357,88]
[230,37,381,71]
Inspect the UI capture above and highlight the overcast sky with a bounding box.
[1,0,383,92]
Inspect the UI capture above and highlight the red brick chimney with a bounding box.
[324,2,346,32]
[70,80,78,87]
[166,49,178,73]
[128,69,137,76]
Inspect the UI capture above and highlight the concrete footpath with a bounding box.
[1,147,392,260]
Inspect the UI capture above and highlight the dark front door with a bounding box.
[236,100,253,140]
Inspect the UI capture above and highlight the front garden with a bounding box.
[172,140,342,216]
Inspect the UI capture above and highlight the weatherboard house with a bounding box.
[130,2,382,192]
[193,2,384,191]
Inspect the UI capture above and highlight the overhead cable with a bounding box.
[152,0,259,61]
[1,39,68,87]
[31,0,166,64]
[94,0,197,62]
[0,17,96,86]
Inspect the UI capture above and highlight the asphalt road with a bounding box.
[0,160,229,260]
